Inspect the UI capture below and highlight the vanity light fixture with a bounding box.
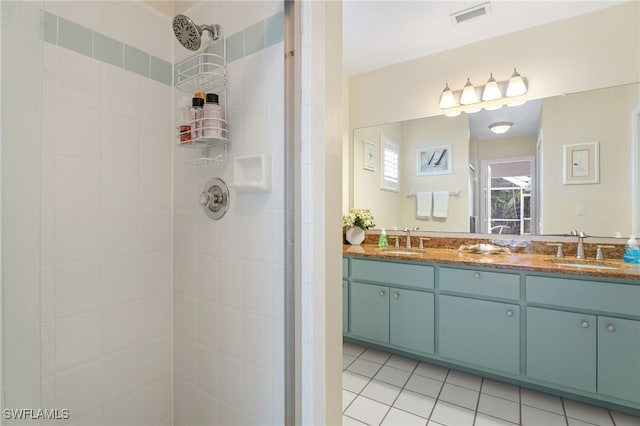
[482,73,502,101]
[489,122,513,134]
[506,68,527,97]
[439,68,528,116]
[460,78,479,105]
[439,83,457,109]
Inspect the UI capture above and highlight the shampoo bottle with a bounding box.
[378,229,389,249]
[623,235,640,263]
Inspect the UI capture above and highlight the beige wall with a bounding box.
[349,1,640,129]
[540,83,640,236]
[353,123,404,229]
[478,135,537,161]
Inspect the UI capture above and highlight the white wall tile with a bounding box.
[243,313,272,370]
[241,102,270,156]
[140,211,171,253]
[241,208,271,263]
[140,253,172,298]
[41,265,55,322]
[55,155,102,209]
[55,101,101,159]
[101,347,140,404]
[217,259,243,309]
[197,255,218,303]
[138,336,171,386]
[101,257,141,307]
[176,253,197,297]
[102,65,142,117]
[102,302,140,354]
[243,261,271,317]
[140,377,172,425]
[55,361,102,419]
[271,264,284,321]
[174,378,197,426]
[195,388,219,426]
[177,295,197,340]
[243,51,269,106]
[56,0,104,34]
[41,321,55,379]
[218,307,243,358]
[219,0,244,36]
[218,353,244,407]
[55,261,102,318]
[243,0,269,28]
[57,48,101,108]
[226,60,244,112]
[243,363,273,421]
[197,300,218,350]
[102,391,141,426]
[41,154,55,209]
[196,212,219,257]
[41,210,55,267]
[101,210,140,257]
[197,344,219,396]
[54,210,100,262]
[174,209,198,254]
[139,293,172,343]
[66,409,104,426]
[55,310,101,372]
[177,336,197,384]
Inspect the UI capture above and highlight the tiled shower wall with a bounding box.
[39,2,173,424]
[172,1,285,424]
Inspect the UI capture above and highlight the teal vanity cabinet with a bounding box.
[526,275,640,404]
[438,267,521,375]
[343,258,349,333]
[348,258,435,355]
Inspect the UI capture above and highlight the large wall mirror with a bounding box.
[345,2,640,238]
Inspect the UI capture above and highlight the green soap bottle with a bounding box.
[378,229,389,249]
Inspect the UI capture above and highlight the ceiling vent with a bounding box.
[450,2,492,24]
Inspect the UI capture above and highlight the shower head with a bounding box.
[172,14,221,51]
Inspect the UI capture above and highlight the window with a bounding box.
[381,136,399,192]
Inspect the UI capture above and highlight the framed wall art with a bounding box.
[563,141,599,184]
[417,144,452,176]
[363,140,377,171]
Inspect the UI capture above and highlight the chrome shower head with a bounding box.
[172,14,221,51]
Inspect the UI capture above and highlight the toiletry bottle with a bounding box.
[189,97,204,139]
[623,235,640,263]
[378,229,388,249]
[203,93,224,138]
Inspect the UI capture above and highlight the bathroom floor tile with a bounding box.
[414,362,449,381]
[381,407,428,425]
[521,405,567,426]
[360,347,392,364]
[438,383,480,410]
[430,400,475,426]
[342,370,370,394]
[392,389,436,419]
[481,378,520,403]
[374,365,412,388]
[343,389,357,411]
[347,357,383,378]
[520,388,564,415]
[361,380,402,406]
[445,370,482,391]
[344,395,390,426]
[477,393,520,424]
[385,354,419,372]
[404,374,443,398]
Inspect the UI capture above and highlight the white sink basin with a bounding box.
[553,262,618,270]
[545,258,627,271]
[383,250,421,255]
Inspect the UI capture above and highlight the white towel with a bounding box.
[433,191,450,218]
[416,192,432,218]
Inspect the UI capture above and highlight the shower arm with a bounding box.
[201,24,222,41]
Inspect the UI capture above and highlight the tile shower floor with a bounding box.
[342,341,640,426]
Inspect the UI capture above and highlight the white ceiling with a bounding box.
[342,0,624,77]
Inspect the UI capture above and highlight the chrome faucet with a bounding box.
[570,229,587,259]
[403,228,412,248]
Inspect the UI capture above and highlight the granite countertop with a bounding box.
[343,244,640,281]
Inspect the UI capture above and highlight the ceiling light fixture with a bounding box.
[439,68,528,116]
[489,122,513,134]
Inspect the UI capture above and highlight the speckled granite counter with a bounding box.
[343,244,640,281]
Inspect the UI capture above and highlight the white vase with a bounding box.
[346,226,365,245]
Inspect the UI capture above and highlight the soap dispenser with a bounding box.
[623,235,640,263]
[378,229,389,249]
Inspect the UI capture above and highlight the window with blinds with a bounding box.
[381,137,399,192]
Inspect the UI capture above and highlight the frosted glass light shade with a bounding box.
[506,68,527,97]
[460,78,478,105]
[489,122,513,134]
[439,83,457,109]
[482,73,502,101]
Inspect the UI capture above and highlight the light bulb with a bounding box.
[460,78,479,105]
[482,73,502,101]
[439,83,457,109]
[506,68,527,97]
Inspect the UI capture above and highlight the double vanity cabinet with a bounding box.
[342,253,640,414]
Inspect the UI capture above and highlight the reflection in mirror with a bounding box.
[351,83,640,237]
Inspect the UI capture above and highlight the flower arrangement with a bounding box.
[342,208,375,230]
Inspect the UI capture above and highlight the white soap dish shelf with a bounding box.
[229,154,271,192]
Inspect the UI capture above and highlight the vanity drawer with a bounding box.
[351,258,434,290]
[527,276,640,316]
[439,267,520,300]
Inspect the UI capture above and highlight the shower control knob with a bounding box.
[199,191,210,206]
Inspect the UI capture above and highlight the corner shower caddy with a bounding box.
[174,36,229,167]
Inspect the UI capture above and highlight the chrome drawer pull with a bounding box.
[607,324,616,332]
[473,272,480,279]
[581,321,590,328]
[506,310,514,317]
[379,291,385,297]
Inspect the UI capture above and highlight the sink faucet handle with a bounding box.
[595,245,615,261]
[402,228,412,248]
[419,237,430,250]
[546,243,564,258]
[394,236,399,248]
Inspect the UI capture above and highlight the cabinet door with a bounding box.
[598,316,640,403]
[350,282,389,343]
[439,295,520,374]
[343,280,348,334]
[527,307,596,392]
[390,289,434,354]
